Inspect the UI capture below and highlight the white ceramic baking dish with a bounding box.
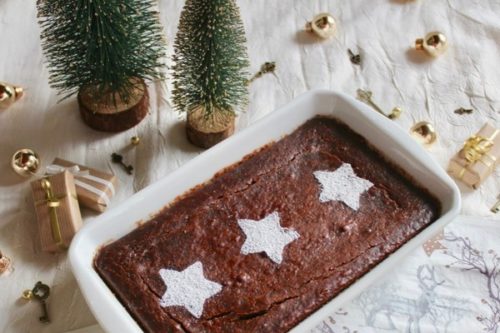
[69,89,461,333]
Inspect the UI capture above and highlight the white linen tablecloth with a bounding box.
[0,0,499,332]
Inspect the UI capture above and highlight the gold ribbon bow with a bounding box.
[458,129,499,179]
[463,130,499,167]
[463,134,496,165]
[40,179,66,250]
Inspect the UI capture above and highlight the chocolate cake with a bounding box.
[95,116,440,333]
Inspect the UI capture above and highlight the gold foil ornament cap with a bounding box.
[14,86,24,99]
[11,149,41,177]
[306,13,336,39]
[415,38,425,51]
[415,31,448,57]
[410,121,437,146]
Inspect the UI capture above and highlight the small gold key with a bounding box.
[21,282,51,323]
[111,153,133,175]
[356,89,402,119]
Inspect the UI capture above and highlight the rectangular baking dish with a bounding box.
[69,89,461,333]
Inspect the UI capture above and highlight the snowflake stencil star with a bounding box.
[314,163,373,211]
[238,212,299,264]
[159,261,222,318]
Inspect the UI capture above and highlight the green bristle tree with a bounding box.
[37,0,166,131]
[172,0,250,147]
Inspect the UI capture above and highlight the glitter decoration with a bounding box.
[314,163,373,211]
[159,262,222,318]
[237,212,299,264]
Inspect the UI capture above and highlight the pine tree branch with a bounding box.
[37,0,166,103]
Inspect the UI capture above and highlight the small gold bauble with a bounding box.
[0,82,24,109]
[130,136,140,145]
[415,31,448,57]
[305,13,336,39]
[21,290,33,300]
[410,121,437,145]
[11,149,41,177]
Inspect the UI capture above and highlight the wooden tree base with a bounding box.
[186,107,236,149]
[78,80,149,132]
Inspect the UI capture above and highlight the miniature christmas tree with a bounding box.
[172,0,250,148]
[37,0,166,132]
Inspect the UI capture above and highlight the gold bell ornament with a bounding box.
[305,13,336,39]
[415,31,448,57]
[130,136,141,146]
[410,121,437,146]
[0,82,23,109]
[11,148,41,177]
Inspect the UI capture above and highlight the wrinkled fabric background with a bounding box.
[0,1,499,332]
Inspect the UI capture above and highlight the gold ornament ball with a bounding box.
[415,31,448,57]
[410,121,437,146]
[306,13,336,39]
[11,149,41,177]
[21,290,33,300]
[130,136,141,145]
[0,82,24,109]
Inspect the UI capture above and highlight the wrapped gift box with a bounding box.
[31,171,83,252]
[46,158,118,212]
[448,123,499,189]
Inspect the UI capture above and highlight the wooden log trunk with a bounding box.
[186,107,236,149]
[78,79,149,132]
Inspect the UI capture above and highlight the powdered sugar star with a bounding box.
[314,163,373,211]
[159,261,222,318]
[238,212,299,264]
